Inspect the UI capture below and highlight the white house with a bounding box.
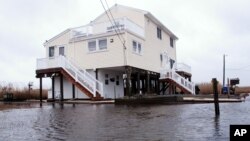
[36,4,195,101]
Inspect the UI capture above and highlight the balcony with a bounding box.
[70,17,144,40]
[176,63,191,74]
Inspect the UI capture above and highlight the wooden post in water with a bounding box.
[212,78,220,116]
[39,77,43,103]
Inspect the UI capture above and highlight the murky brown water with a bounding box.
[0,99,250,141]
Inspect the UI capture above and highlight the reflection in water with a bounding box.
[214,116,221,138]
[1,98,250,140]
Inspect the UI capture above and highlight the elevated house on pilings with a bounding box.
[36,4,195,101]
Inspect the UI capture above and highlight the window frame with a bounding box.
[157,27,162,40]
[132,40,142,55]
[59,46,65,56]
[88,38,108,52]
[132,41,137,52]
[170,37,174,47]
[98,38,107,50]
[88,40,97,52]
[48,46,55,57]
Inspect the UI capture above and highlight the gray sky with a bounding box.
[0,0,250,88]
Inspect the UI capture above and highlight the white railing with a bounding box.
[176,63,191,74]
[160,69,195,94]
[37,56,104,98]
[70,17,144,39]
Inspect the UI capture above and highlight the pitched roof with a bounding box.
[45,4,178,45]
[93,4,178,40]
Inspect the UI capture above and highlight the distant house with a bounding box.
[36,4,195,100]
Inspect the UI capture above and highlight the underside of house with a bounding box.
[36,56,195,101]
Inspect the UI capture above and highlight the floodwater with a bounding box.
[0,99,250,141]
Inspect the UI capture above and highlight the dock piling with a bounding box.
[212,78,220,116]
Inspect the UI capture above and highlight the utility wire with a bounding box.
[99,0,125,46]
[99,0,127,65]
[104,0,126,43]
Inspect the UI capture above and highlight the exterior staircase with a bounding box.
[160,69,195,94]
[36,55,104,100]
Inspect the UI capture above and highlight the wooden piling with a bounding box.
[60,75,64,101]
[212,78,220,116]
[52,77,55,100]
[39,77,42,103]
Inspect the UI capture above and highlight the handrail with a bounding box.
[67,57,103,95]
[160,69,195,94]
[37,56,104,98]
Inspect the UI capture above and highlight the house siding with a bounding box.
[67,34,125,70]
[45,30,71,58]
[93,5,145,29]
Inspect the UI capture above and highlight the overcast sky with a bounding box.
[0,0,250,88]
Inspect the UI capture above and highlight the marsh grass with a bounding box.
[0,83,47,101]
[197,82,250,95]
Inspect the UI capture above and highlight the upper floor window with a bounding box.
[170,58,175,69]
[157,27,162,40]
[59,46,65,56]
[49,46,54,57]
[133,41,137,52]
[88,38,107,52]
[99,39,107,50]
[170,37,174,47]
[132,40,142,55]
[88,41,96,52]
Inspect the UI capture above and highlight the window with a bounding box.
[59,46,64,56]
[132,40,142,55]
[88,41,96,52]
[170,59,175,69]
[160,54,163,62]
[133,41,137,52]
[157,27,162,39]
[99,39,107,50]
[88,38,108,52]
[170,37,174,47]
[49,46,54,57]
[138,43,141,54]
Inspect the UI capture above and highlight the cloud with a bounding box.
[0,0,250,87]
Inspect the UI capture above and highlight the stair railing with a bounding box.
[160,69,195,94]
[37,56,104,97]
